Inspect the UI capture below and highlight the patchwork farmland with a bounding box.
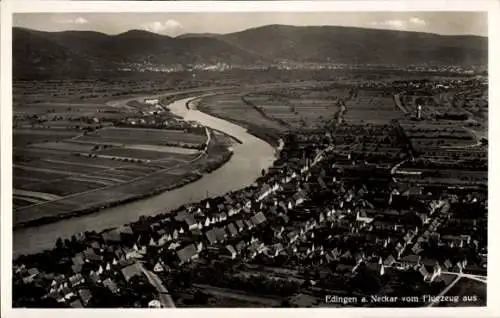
[13,88,234,228]
[344,89,404,125]
[243,87,348,129]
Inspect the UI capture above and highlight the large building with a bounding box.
[144,98,159,105]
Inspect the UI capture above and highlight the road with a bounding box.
[137,262,176,308]
[440,271,487,283]
[390,159,407,175]
[427,275,461,307]
[393,94,409,114]
[426,271,487,307]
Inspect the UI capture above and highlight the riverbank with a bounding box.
[193,96,283,149]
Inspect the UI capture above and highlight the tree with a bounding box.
[55,237,63,250]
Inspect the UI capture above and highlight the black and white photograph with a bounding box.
[1,0,497,315]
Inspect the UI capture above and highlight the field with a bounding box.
[243,87,349,129]
[13,129,82,147]
[400,121,478,149]
[13,83,235,226]
[198,93,286,132]
[77,127,207,147]
[344,89,405,125]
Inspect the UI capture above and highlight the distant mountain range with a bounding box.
[13,25,488,78]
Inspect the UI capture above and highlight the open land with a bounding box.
[13,86,237,228]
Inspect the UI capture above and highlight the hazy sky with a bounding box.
[13,12,488,37]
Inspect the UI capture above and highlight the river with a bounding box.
[13,95,276,257]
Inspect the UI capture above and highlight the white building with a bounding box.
[144,98,159,105]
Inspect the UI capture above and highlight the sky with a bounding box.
[13,12,488,37]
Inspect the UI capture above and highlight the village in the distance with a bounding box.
[10,15,488,308]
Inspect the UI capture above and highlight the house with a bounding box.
[272,225,285,238]
[72,254,85,266]
[353,251,365,265]
[157,231,173,246]
[266,243,284,258]
[69,273,85,287]
[118,225,134,236]
[168,242,181,250]
[411,243,424,254]
[330,248,342,260]
[124,246,144,260]
[318,212,326,224]
[22,268,40,284]
[203,216,211,227]
[364,261,385,276]
[149,237,158,247]
[251,212,267,226]
[395,242,405,258]
[418,265,431,281]
[176,244,199,264]
[226,223,238,237]
[83,247,103,262]
[196,241,204,253]
[114,247,126,261]
[356,210,374,224]
[121,263,143,282]
[148,300,162,308]
[317,177,327,190]
[103,278,119,294]
[71,263,83,274]
[292,191,307,206]
[247,240,266,259]
[50,274,66,289]
[235,220,246,232]
[89,271,101,284]
[224,194,234,205]
[144,98,159,105]
[235,240,247,254]
[441,235,471,248]
[90,241,101,251]
[175,210,189,222]
[341,250,353,260]
[221,245,238,259]
[183,215,199,231]
[244,219,255,230]
[400,254,421,268]
[205,229,218,245]
[153,262,164,273]
[217,203,226,212]
[257,183,273,201]
[287,231,299,243]
[214,227,227,243]
[428,263,442,282]
[451,258,468,273]
[383,255,396,267]
[219,212,228,221]
[78,288,93,307]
